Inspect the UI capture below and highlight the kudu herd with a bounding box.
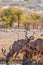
[1,35,43,64]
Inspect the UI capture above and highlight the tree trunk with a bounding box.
[9,19,13,27]
[18,21,20,29]
[25,23,28,39]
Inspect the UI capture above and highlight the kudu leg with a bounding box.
[6,49,15,63]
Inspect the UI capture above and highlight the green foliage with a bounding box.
[0,7,24,28]
[0,7,41,29]
[27,13,41,23]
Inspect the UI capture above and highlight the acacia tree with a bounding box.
[27,13,41,29]
[0,7,18,28]
[21,13,41,38]
[20,14,31,38]
[14,8,24,29]
[1,7,24,29]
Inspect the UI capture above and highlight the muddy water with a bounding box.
[0,64,34,65]
[0,62,38,65]
[0,61,43,65]
[0,64,22,65]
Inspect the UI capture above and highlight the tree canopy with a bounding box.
[0,7,41,29]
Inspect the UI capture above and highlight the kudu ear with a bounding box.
[1,47,6,57]
[2,47,6,53]
[29,36,35,40]
[26,36,35,42]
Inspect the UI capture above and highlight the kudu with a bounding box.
[4,36,34,63]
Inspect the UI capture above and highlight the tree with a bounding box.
[0,7,18,28]
[20,14,28,38]
[0,7,24,28]
[14,8,24,28]
[27,13,41,29]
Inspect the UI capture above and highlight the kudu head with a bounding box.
[26,36,35,43]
